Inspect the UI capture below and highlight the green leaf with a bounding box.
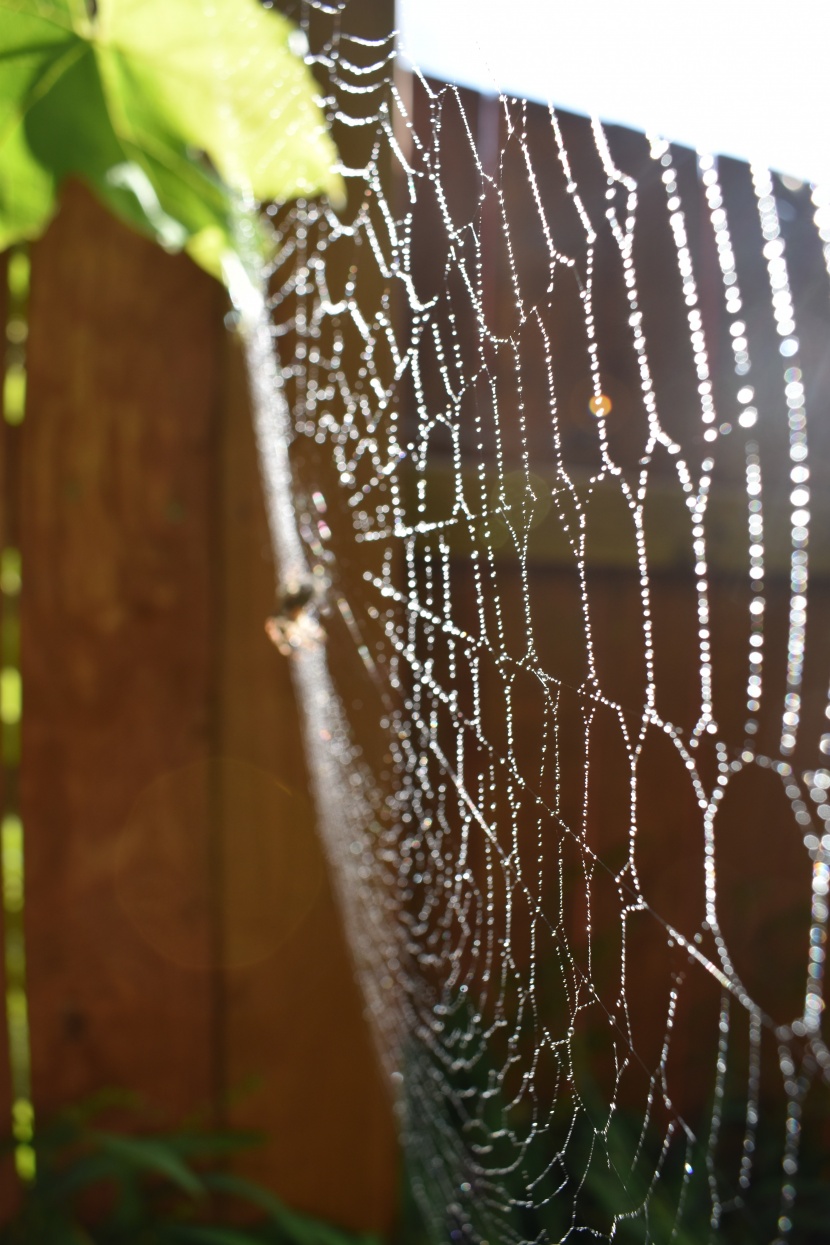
[89,1131,207,1197]
[158,1227,265,1245]
[200,1174,381,1245]
[97,0,343,205]
[156,1130,262,1159]
[0,0,343,281]
[199,1171,290,1220]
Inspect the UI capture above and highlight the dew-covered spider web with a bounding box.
[243,3,830,1240]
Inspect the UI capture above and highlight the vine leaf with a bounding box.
[0,0,344,281]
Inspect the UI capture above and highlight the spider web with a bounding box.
[246,4,830,1240]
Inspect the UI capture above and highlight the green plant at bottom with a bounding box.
[0,1099,379,1245]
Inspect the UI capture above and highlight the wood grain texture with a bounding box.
[21,182,222,1119]
[8,176,398,1233]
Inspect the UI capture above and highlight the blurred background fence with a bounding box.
[0,180,398,1235]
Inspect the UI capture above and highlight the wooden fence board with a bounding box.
[2,177,398,1233]
[220,6,400,1230]
[20,182,221,1120]
[217,332,398,1234]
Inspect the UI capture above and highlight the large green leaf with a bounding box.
[0,0,343,280]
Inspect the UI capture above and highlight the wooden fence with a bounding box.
[0,181,397,1234]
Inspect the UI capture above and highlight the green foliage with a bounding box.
[0,0,344,282]
[0,1099,380,1245]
